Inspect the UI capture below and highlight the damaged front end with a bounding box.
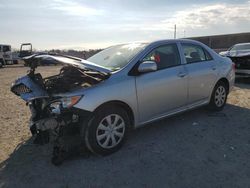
[223,49,250,77]
[229,55,250,77]
[11,54,110,165]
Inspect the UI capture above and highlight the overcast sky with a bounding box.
[0,0,250,50]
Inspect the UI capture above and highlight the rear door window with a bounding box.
[181,44,207,64]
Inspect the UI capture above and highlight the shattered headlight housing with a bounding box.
[61,96,82,108]
[50,96,82,113]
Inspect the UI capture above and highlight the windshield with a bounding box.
[230,44,250,51]
[87,43,147,70]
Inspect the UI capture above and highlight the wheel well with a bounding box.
[94,101,135,128]
[217,78,229,93]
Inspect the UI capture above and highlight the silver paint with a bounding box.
[71,39,235,128]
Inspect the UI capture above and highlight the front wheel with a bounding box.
[84,106,130,155]
[208,81,228,111]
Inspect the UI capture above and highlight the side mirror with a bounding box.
[138,61,157,73]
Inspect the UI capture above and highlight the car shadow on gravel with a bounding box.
[1,65,26,69]
[1,104,250,188]
[235,78,250,89]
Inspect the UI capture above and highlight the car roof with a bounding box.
[115,39,203,46]
[102,39,207,51]
[151,39,203,44]
[233,43,250,46]
[146,39,209,49]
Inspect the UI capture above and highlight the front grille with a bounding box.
[11,84,32,96]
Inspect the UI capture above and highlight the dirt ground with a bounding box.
[0,65,250,188]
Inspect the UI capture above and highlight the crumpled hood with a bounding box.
[11,75,49,102]
[26,54,112,74]
[12,54,111,102]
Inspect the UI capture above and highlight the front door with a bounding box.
[136,43,188,124]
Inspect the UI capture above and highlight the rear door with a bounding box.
[180,43,217,105]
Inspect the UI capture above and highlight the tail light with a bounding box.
[232,63,236,71]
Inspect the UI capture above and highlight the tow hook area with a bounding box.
[30,117,65,145]
[29,110,91,165]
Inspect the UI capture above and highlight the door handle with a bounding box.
[178,72,187,78]
[212,66,217,70]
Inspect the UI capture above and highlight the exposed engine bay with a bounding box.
[13,54,109,95]
[221,46,250,77]
[11,54,110,165]
[45,65,107,93]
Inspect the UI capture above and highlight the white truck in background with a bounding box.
[0,44,13,67]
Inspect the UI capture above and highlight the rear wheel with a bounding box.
[84,106,129,155]
[0,59,3,68]
[208,81,228,111]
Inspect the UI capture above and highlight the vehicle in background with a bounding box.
[12,52,20,64]
[0,44,13,67]
[19,43,32,58]
[11,45,32,65]
[219,43,250,77]
[19,43,33,66]
[20,43,58,66]
[11,39,235,165]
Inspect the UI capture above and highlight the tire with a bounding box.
[208,81,228,111]
[84,106,129,156]
[51,146,65,166]
[0,59,3,68]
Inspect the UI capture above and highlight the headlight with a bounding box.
[61,96,82,108]
[50,96,82,110]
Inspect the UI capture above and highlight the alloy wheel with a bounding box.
[96,114,125,149]
[214,86,226,107]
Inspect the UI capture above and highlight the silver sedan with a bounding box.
[73,39,235,155]
[11,39,235,163]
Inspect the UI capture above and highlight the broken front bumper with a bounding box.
[29,107,93,145]
[235,69,250,77]
[229,55,250,77]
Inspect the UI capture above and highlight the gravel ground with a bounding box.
[0,65,250,188]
